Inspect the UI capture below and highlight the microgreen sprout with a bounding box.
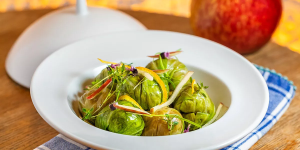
[82,107,94,121]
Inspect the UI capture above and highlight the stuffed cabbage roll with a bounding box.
[117,74,169,111]
[142,107,184,136]
[79,87,116,121]
[173,83,215,131]
[146,58,188,91]
[95,100,145,136]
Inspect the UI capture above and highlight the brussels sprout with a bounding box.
[142,107,184,136]
[79,87,116,121]
[118,75,169,111]
[94,68,117,90]
[173,83,215,131]
[182,112,210,131]
[146,58,188,91]
[95,100,145,136]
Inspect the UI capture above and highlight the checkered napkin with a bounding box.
[35,65,296,150]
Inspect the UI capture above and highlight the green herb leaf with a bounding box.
[201,92,206,98]
[176,49,181,51]
[159,55,165,70]
[204,86,209,89]
[155,52,161,55]
[121,64,125,72]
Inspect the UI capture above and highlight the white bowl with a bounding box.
[31,30,269,150]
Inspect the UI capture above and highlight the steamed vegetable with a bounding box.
[117,74,169,111]
[95,100,145,136]
[79,86,116,121]
[146,58,188,91]
[173,82,215,130]
[142,107,184,136]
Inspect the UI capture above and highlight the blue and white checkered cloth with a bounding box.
[35,65,296,150]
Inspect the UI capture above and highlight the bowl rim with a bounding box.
[31,30,269,150]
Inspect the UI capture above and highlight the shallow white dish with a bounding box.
[31,30,269,150]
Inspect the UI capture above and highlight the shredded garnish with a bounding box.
[86,78,112,100]
[135,67,168,103]
[191,79,196,94]
[118,95,144,111]
[150,71,194,113]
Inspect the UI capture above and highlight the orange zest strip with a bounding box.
[148,51,182,58]
[191,79,195,94]
[86,78,112,100]
[136,67,168,103]
[113,103,150,115]
[118,95,144,111]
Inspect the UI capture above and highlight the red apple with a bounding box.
[190,0,282,54]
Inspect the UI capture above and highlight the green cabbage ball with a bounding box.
[146,58,188,91]
[95,100,145,136]
[79,87,116,121]
[173,83,215,131]
[117,74,169,111]
[142,107,184,136]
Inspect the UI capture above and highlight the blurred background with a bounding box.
[0,0,300,53]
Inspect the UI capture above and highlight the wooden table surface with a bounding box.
[0,9,299,150]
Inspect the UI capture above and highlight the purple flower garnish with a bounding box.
[184,124,191,133]
[160,52,170,59]
[109,103,117,111]
[110,63,120,69]
[126,66,135,71]
[132,68,138,76]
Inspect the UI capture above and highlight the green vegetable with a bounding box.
[182,112,210,131]
[79,86,116,121]
[117,74,169,111]
[146,58,188,91]
[95,100,145,136]
[173,83,215,131]
[142,107,184,136]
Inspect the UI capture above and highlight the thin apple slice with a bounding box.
[113,102,150,115]
[148,51,182,58]
[137,69,153,81]
[98,58,131,68]
[150,71,194,113]
[202,103,229,127]
[152,69,170,74]
[86,78,112,100]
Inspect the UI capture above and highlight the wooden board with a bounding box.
[0,9,299,150]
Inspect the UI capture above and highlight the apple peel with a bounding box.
[86,78,112,100]
[98,58,131,68]
[203,103,229,127]
[113,102,150,115]
[150,71,194,113]
[152,69,170,74]
[148,51,182,58]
